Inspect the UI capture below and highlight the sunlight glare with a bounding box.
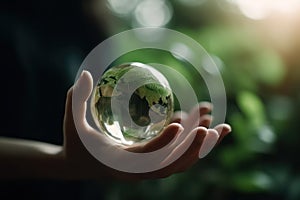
[230,0,300,20]
[134,0,172,27]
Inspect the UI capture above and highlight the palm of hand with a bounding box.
[62,71,231,180]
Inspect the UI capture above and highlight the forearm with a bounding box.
[0,137,66,179]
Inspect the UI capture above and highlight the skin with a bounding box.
[0,71,231,180]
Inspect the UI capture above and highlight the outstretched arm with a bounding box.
[0,71,231,180]
[0,137,64,179]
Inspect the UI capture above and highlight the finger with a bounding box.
[64,87,74,130]
[198,129,219,158]
[126,123,184,153]
[72,70,94,130]
[142,123,184,152]
[63,87,90,155]
[74,70,93,103]
[63,87,79,147]
[141,128,218,179]
[138,127,207,179]
[182,102,213,132]
[197,102,213,116]
[168,127,207,173]
[190,102,213,118]
[161,127,207,166]
[214,124,231,145]
[199,114,213,128]
[171,111,188,124]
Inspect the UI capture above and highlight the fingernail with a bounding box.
[226,124,232,132]
[75,70,88,87]
[171,124,184,137]
[75,71,83,86]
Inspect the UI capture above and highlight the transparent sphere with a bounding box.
[91,63,174,145]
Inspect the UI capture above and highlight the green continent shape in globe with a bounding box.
[136,84,171,106]
[99,64,172,106]
[91,63,174,145]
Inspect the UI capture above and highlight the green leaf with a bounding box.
[237,91,266,127]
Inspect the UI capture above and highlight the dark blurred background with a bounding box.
[1,0,300,199]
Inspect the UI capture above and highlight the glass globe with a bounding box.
[91,62,174,145]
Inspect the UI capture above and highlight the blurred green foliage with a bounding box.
[100,0,300,199]
[3,0,299,199]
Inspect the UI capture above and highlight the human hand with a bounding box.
[62,71,231,180]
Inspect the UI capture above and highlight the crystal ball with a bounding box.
[91,63,174,145]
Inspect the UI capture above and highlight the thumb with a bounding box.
[73,70,93,104]
[63,71,94,149]
[73,70,94,131]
